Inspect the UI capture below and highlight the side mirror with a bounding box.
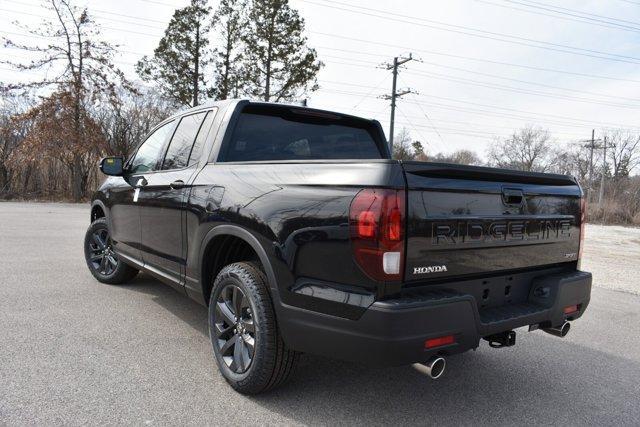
[99,156,125,176]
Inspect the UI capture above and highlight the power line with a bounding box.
[395,105,439,150]
[417,93,640,128]
[403,69,640,110]
[320,57,640,110]
[322,52,640,104]
[348,74,389,112]
[119,0,185,7]
[6,1,640,86]
[299,0,640,64]
[409,60,640,103]
[310,32,640,84]
[314,86,640,130]
[398,76,446,146]
[0,8,165,38]
[318,85,602,134]
[512,0,640,27]
[474,0,640,33]
[7,0,171,24]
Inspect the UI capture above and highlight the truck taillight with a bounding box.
[578,197,586,268]
[349,189,405,281]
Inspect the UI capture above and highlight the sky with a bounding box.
[1,0,640,158]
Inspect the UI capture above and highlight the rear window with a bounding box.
[220,106,384,162]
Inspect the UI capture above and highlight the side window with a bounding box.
[130,121,174,173]
[161,112,207,170]
[188,110,216,166]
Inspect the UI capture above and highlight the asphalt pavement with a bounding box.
[1,202,639,425]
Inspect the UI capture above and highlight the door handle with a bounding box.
[170,180,185,189]
[136,177,148,188]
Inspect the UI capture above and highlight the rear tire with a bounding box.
[84,218,138,285]
[208,262,298,394]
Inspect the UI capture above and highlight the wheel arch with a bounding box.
[199,225,278,306]
[90,199,108,223]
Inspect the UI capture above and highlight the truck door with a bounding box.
[110,120,176,262]
[136,110,215,286]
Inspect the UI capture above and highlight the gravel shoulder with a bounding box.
[581,224,640,295]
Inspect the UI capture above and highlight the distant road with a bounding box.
[1,202,639,425]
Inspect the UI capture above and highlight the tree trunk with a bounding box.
[265,40,271,102]
[221,30,232,100]
[0,164,7,191]
[264,9,275,102]
[193,23,200,107]
[22,165,32,195]
[71,154,83,201]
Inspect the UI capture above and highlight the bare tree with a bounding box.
[488,126,553,172]
[0,95,32,195]
[94,89,174,158]
[431,149,482,166]
[392,128,414,160]
[9,91,106,199]
[1,0,135,200]
[603,130,640,180]
[547,145,590,182]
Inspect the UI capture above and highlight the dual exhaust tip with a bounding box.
[412,321,570,380]
[412,356,446,379]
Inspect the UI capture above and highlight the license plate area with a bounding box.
[473,275,530,309]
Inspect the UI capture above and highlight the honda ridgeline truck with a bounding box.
[85,99,592,394]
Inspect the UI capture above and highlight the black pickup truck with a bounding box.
[86,99,592,394]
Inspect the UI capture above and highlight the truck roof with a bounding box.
[172,98,380,125]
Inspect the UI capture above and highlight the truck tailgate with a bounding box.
[402,162,583,281]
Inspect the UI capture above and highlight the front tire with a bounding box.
[84,217,138,284]
[208,262,298,394]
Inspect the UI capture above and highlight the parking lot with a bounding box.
[1,202,639,425]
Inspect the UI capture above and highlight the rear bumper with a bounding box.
[278,270,592,366]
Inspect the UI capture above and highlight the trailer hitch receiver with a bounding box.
[484,330,516,348]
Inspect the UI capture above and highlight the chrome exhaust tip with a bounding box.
[412,356,446,379]
[543,321,571,338]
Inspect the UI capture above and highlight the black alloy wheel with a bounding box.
[213,284,256,374]
[84,217,138,284]
[208,262,298,394]
[87,227,118,276]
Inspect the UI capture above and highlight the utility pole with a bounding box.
[588,129,595,193]
[381,54,416,153]
[598,136,615,206]
[581,129,601,202]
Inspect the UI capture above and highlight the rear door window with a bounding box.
[221,106,384,162]
[162,112,207,170]
[188,110,216,166]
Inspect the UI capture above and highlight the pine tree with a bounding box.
[136,0,211,107]
[211,0,247,100]
[243,0,322,102]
